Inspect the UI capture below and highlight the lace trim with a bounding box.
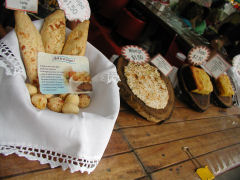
[0,41,25,76]
[0,145,99,173]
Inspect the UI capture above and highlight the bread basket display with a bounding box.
[0,10,120,173]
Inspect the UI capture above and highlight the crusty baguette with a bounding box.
[41,10,66,54]
[14,11,45,85]
[62,20,90,56]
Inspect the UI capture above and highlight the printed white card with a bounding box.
[38,52,92,94]
[151,54,173,76]
[203,54,230,79]
[5,0,38,13]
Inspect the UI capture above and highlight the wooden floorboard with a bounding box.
[103,130,131,157]
[151,144,240,180]
[0,130,131,178]
[0,154,50,178]
[168,106,240,123]
[117,105,240,128]
[1,99,240,179]
[116,111,155,129]
[121,115,240,148]
[135,128,240,173]
[5,153,147,180]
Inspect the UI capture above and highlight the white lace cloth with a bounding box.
[0,20,120,173]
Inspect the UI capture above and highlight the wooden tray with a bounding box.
[178,64,210,112]
[117,57,175,123]
[211,78,233,108]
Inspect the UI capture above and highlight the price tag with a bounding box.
[5,0,38,13]
[203,54,230,79]
[151,54,173,76]
[38,52,92,94]
[57,0,90,22]
[121,45,150,64]
[188,46,210,65]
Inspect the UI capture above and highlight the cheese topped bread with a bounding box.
[216,74,235,96]
[124,62,169,109]
[14,10,45,85]
[40,10,66,54]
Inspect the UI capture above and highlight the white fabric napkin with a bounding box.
[0,20,120,173]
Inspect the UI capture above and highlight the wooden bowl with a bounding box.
[117,57,175,123]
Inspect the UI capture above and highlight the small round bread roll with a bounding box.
[65,94,79,106]
[31,94,47,110]
[79,94,91,108]
[62,103,79,114]
[47,97,64,112]
[45,94,54,99]
[26,83,37,96]
[36,87,54,99]
[59,93,68,100]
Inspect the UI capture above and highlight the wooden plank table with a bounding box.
[1,98,240,179]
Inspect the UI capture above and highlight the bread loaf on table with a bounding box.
[40,10,66,54]
[14,11,45,85]
[183,66,213,95]
[62,20,90,56]
[216,74,235,96]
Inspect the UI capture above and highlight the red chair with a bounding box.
[165,34,187,67]
[115,8,146,41]
[98,0,129,20]
[88,15,121,59]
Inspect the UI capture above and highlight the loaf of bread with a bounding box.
[40,10,66,54]
[14,11,45,85]
[62,20,90,56]
[190,66,213,95]
[216,74,235,96]
[183,66,213,95]
[124,62,169,109]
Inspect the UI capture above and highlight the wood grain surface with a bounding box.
[1,98,240,180]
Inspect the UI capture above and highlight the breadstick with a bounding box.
[41,10,66,54]
[62,20,90,56]
[14,11,45,85]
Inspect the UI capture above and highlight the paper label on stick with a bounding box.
[151,54,173,76]
[5,0,38,13]
[57,0,90,22]
[203,54,230,79]
[121,45,150,64]
[38,52,92,94]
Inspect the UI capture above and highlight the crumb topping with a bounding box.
[124,62,169,109]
